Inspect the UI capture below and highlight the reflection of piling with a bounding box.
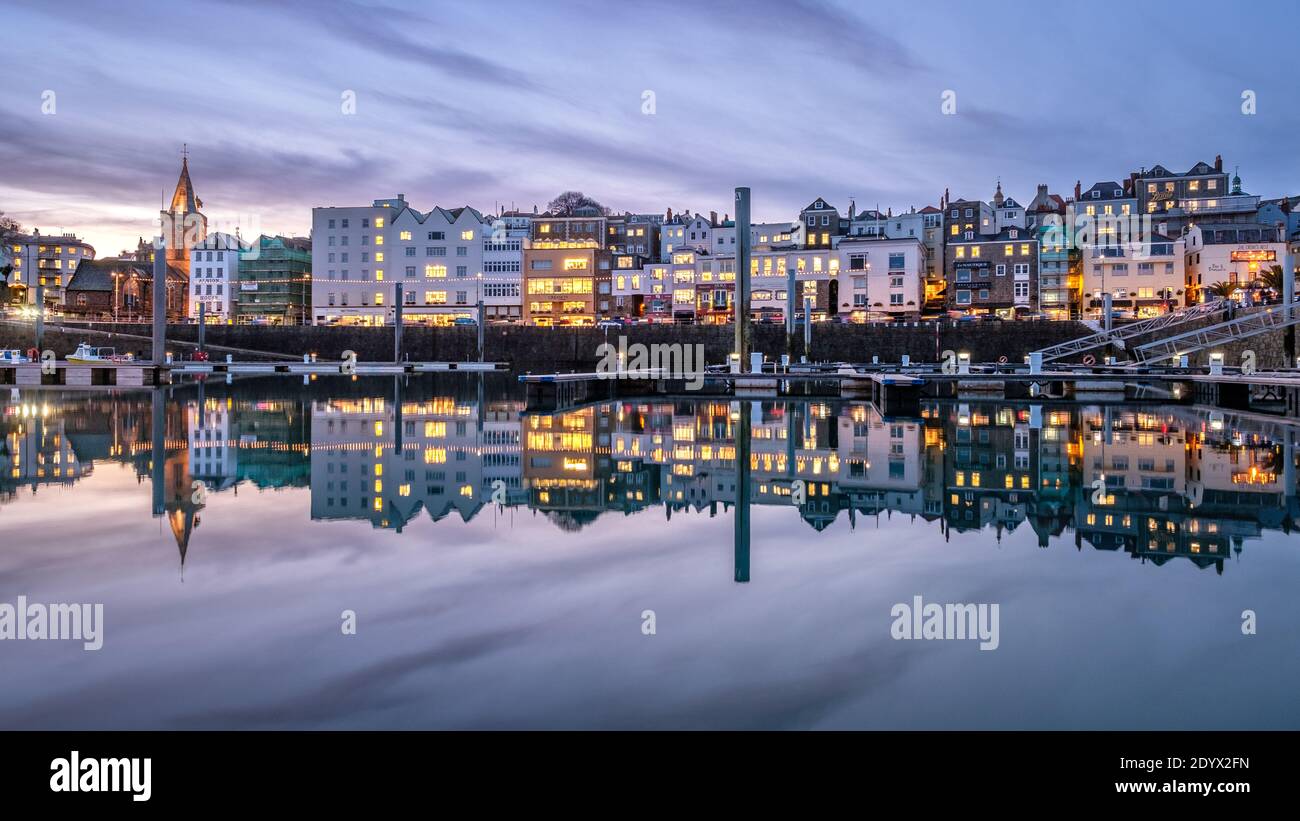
[198,301,206,352]
[734,401,751,583]
[151,388,165,516]
[393,375,403,453]
[394,283,404,363]
[152,238,167,365]
[735,187,752,371]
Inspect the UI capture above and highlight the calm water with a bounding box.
[2,375,1298,729]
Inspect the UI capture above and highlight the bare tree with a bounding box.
[546,191,609,216]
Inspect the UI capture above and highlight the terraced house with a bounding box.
[946,225,1039,317]
[312,195,492,326]
[523,210,611,326]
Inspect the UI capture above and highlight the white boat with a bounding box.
[0,349,30,364]
[66,343,133,364]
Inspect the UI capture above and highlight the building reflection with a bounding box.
[3,379,1299,578]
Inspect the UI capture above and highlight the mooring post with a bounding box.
[34,279,44,352]
[786,256,797,358]
[1284,241,1296,364]
[198,301,206,353]
[803,295,813,360]
[394,282,404,363]
[735,187,752,372]
[152,237,167,365]
[477,295,485,362]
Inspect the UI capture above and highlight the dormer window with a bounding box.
[1114,189,1123,197]
[815,201,824,208]
[1091,190,1099,198]
[1010,229,1018,239]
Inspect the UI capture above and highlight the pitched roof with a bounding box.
[66,258,185,292]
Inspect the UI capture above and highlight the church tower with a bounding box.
[160,147,207,288]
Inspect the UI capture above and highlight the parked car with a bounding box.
[596,319,624,330]
[453,317,478,327]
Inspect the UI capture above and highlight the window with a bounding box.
[428,231,444,240]
[995,264,1006,276]
[956,290,971,305]
[460,230,474,240]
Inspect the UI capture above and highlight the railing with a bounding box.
[1131,302,1300,364]
[1032,300,1226,362]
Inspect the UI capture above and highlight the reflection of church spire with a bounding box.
[168,506,197,580]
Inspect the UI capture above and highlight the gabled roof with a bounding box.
[801,197,837,212]
[66,258,186,292]
[1080,181,1131,201]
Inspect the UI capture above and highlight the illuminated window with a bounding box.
[374,217,385,228]
[460,230,474,240]
[399,231,411,240]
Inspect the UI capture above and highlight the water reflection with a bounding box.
[4,379,1296,579]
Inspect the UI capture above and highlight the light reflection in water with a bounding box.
[2,376,1299,729]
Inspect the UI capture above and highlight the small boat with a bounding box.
[0,349,30,365]
[66,343,134,364]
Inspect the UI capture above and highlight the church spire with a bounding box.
[169,148,202,214]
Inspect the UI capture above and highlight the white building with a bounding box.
[189,232,243,321]
[313,195,497,325]
[1184,222,1290,301]
[837,237,926,319]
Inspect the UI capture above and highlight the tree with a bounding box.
[546,191,609,216]
[1258,264,1285,294]
[1205,280,1239,299]
[0,212,19,300]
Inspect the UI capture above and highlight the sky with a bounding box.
[2,0,1298,257]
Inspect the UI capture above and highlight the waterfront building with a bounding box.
[945,225,1039,316]
[1184,221,1289,301]
[523,211,611,326]
[188,232,243,322]
[837,236,926,320]
[1081,233,1185,318]
[1030,184,1077,318]
[236,235,312,325]
[3,229,95,309]
[312,195,491,326]
[63,255,187,322]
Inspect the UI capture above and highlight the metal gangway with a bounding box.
[1131,301,1300,365]
[1032,300,1227,362]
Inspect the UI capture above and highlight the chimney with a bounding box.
[666,207,673,221]
[1074,180,1082,201]
[710,210,718,227]
[1215,154,1223,172]
[944,188,950,207]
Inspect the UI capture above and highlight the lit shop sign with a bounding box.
[1231,250,1276,262]
[240,283,258,291]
